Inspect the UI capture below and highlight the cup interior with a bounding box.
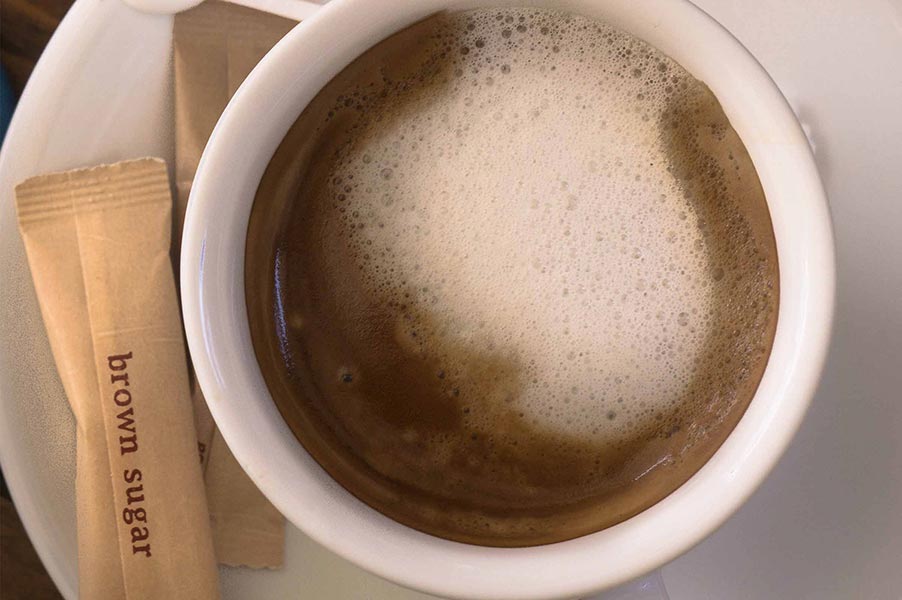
[181,1,834,598]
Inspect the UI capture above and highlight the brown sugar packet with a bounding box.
[15,158,220,599]
[174,0,295,569]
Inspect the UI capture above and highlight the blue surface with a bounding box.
[1,66,14,143]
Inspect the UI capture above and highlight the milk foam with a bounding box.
[318,9,772,447]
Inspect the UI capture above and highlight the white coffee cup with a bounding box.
[180,1,835,598]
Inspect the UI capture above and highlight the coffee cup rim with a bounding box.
[181,0,835,597]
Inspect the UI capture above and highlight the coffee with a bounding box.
[245,7,778,546]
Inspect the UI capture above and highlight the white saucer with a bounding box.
[1,0,900,598]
